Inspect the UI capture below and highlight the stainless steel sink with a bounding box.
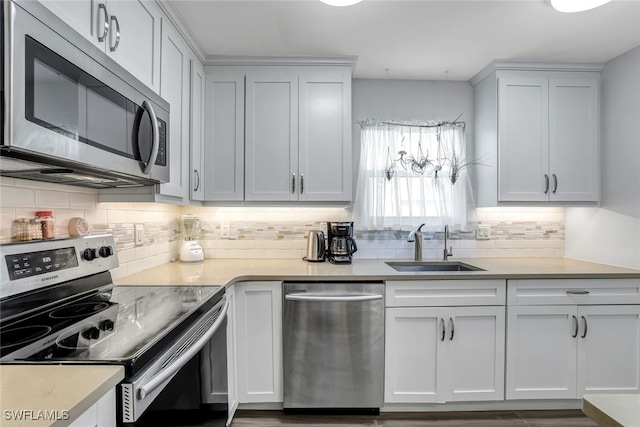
[385,261,485,272]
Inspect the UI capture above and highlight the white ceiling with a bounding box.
[170,0,640,81]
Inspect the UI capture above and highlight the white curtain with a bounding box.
[354,120,476,232]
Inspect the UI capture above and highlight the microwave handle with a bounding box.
[141,100,159,175]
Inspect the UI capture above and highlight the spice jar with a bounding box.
[36,211,55,239]
[29,218,42,240]
[13,218,30,241]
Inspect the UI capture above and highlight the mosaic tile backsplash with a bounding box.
[1,178,564,279]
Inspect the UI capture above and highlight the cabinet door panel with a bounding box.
[498,78,549,202]
[106,0,160,93]
[225,287,239,424]
[577,305,640,395]
[40,1,98,47]
[450,306,505,402]
[384,307,448,403]
[298,72,351,201]
[205,74,245,201]
[235,282,283,403]
[190,59,205,201]
[506,305,577,399]
[549,78,599,202]
[245,73,298,201]
[158,19,189,200]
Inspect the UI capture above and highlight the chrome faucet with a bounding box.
[443,225,453,261]
[408,223,425,261]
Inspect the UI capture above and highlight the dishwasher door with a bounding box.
[283,281,385,409]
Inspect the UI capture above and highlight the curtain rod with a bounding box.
[360,113,465,129]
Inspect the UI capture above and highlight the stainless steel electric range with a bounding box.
[0,235,228,427]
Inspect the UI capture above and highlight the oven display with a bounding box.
[5,247,78,281]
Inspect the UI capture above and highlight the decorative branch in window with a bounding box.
[361,116,480,186]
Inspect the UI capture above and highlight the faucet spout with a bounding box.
[408,224,425,261]
[443,225,453,261]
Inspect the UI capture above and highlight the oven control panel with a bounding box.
[0,235,119,299]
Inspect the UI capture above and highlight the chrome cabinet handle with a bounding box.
[291,173,296,193]
[572,315,579,338]
[109,15,121,52]
[141,100,159,174]
[581,315,588,339]
[552,173,558,194]
[138,301,229,399]
[193,170,200,192]
[449,317,454,341]
[440,318,446,341]
[300,173,304,194]
[544,174,550,194]
[285,294,382,302]
[97,3,110,43]
[566,290,590,295]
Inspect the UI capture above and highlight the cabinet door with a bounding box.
[225,286,239,425]
[204,74,245,201]
[498,78,549,202]
[105,0,161,93]
[158,18,190,201]
[384,307,449,403]
[235,281,283,403]
[449,306,505,402]
[506,305,578,399]
[298,71,352,202]
[577,305,640,395]
[245,72,298,201]
[190,59,205,201]
[40,1,99,48]
[549,78,599,202]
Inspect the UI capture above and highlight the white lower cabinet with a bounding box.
[69,388,116,427]
[384,280,506,404]
[506,304,640,400]
[385,306,505,403]
[234,281,283,403]
[225,286,239,424]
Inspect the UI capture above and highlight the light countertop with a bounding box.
[0,365,124,427]
[114,257,640,287]
[583,394,640,427]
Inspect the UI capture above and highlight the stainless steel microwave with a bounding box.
[1,1,170,188]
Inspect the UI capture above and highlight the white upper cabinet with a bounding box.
[40,0,161,93]
[204,59,355,203]
[472,62,601,206]
[204,74,245,201]
[190,59,206,201]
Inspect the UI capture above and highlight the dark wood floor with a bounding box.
[229,410,599,427]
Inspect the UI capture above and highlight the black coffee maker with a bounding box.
[326,222,357,264]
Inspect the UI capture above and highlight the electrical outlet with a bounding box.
[476,225,491,240]
[134,224,144,246]
[220,222,231,238]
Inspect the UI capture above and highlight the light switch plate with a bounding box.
[134,224,144,246]
[220,222,231,238]
[476,225,491,240]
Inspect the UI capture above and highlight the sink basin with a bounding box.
[385,261,485,272]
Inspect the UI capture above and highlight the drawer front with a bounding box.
[386,280,506,307]
[507,279,640,306]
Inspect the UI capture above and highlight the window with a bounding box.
[354,120,476,232]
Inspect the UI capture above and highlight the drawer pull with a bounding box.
[566,290,590,295]
[571,315,578,338]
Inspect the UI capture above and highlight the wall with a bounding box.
[565,46,640,269]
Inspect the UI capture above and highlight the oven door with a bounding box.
[120,298,228,426]
[5,1,169,183]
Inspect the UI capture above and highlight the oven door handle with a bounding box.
[137,300,229,400]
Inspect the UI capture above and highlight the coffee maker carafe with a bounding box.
[327,222,357,264]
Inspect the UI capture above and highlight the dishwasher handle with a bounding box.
[285,293,383,302]
[137,300,229,400]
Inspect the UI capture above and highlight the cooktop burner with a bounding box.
[0,325,52,349]
[49,302,110,319]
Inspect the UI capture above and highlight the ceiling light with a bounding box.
[549,0,612,13]
[320,0,363,6]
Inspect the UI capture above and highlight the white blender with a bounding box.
[179,214,204,263]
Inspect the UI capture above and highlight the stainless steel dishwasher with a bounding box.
[283,281,385,411]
